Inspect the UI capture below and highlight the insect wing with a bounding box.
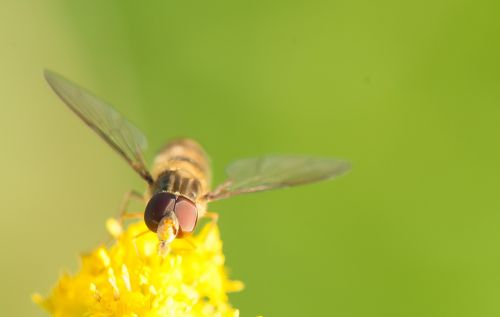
[207,156,350,201]
[44,70,153,183]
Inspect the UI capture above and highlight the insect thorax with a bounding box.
[149,138,211,202]
[150,169,203,201]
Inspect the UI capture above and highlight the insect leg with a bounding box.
[203,211,219,223]
[203,211,219,231]
[121,212,144,220]
[117,189,145,224]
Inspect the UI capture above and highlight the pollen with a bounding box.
[33,220,244,317]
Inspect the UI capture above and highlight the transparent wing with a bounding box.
[44,70,153,184]
[207,156,350,201]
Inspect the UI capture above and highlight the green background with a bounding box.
[2,0,500,316]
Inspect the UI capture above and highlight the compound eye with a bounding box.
[174,197,198,233]
[144,192,176,232]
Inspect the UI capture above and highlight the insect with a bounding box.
[44,70,350,252]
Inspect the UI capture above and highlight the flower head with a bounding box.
[33,219,243,317]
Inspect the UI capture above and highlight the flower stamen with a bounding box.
[34,221,243,316]
[106,267,120,300]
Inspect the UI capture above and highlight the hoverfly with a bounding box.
[44,70,350,252]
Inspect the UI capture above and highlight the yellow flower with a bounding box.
[33,219,244,317]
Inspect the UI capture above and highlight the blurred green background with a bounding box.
[2,0,500,316]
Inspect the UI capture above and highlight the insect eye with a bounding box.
[144,192,176,232]
[174,197,198,233]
